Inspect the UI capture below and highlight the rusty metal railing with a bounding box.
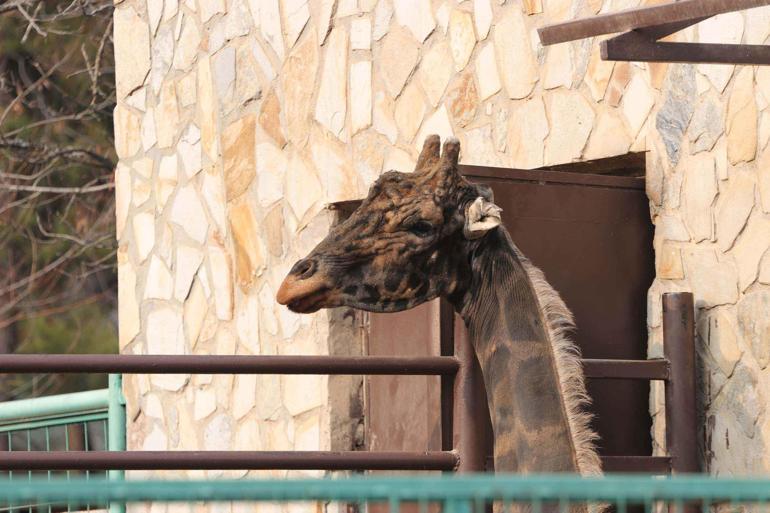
[0,292,696,475]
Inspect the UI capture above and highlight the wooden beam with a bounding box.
[538,0,770,45]
[602,37,770,65]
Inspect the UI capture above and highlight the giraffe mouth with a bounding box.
[276,275,332,313]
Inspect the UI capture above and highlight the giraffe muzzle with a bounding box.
[276,260,333,313]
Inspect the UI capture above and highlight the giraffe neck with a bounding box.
[454,226,601,475]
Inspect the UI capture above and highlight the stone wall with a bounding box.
[114,0,770,477]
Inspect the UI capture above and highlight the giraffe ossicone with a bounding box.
[277,135,602,479]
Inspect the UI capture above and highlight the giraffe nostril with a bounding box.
[290,258,317,280]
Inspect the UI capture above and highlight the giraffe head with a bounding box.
[276,135,502,313]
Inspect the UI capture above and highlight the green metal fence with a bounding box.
[1,475,770,512]
[0,374,126,513]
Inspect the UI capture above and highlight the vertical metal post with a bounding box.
[662,292,699,474]
[439,299,455,455]
[441,300,492,473]
[108,374,126,513]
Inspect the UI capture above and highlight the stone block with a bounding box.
[145,255,174,300]
[286,153,323,224]
[395,82,427,143]
[394,0,435,42]
[170,184,209,244]
[544,90,594,164]
[281,0,310,49]
[229,198,265,291]
[732,213,770,291]
[447,72,478,128]
[621,74,655,139]
[222,115,257,201]
[114,5,151,98]
[419,41,453,107]
[118,247,140,349]
[682,248,739,307]
[508,97,548,168]
[682,153,717,242]
[476,42,501,101]
[260,88,287,148]
[655,64,696,165]
[315,27,349,139]
[737,290,770,369]
[350,60,373,134]
[282,30,318,145]
[208,241,234,320]
[727,67,758,165]
[448,9,475,71]
[174,245,203,301]
[715,171,755,252]
[146,305,186,355]
[494,9,537,99]
[378,27,419,97]
[133,211,156,262]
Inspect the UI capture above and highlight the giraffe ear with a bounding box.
[464,196,502,239]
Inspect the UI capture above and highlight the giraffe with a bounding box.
[276,135,602,477]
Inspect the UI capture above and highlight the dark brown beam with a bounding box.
[601,455,671,473]
[582,359,669,381]
[633,17,711,40]
[538,0,770,45]
[0,451,458,471]
[0,354,670,380]
[0,354,459,375]
[602,39,770,65]
[663,292,699,474]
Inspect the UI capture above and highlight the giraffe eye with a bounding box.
[409,220,434,237]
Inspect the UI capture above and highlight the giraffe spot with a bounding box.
[362,284,380,302]
[343,285,358,296]
[514,354,564,430]
[393,298,409,310]
[384,271,402,292]
[348,266,364,282]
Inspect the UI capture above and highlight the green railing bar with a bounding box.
[0,412,107,434]
[0,389,108,425]
[4,475,770,504]
[107,374,126,513]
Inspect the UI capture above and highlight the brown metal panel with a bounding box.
[582,359,669,380]
[462,165,655,459]
[453,316,494,472]
[601,456,671,473]
[367,301,442,455]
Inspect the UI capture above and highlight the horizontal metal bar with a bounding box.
[0,355,459,375]
[538,0,770,45]
[5,475,770,503]
[0,412,107,434]
[0,451,459,471]
[0,388,108,424]
[582,359,669,380]
[601,39,770,65]
[601,455,671,473]
[0,355,667,379]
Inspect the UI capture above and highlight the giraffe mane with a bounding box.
[511,246,603,477]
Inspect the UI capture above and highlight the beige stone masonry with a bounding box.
[113,0,770,484]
